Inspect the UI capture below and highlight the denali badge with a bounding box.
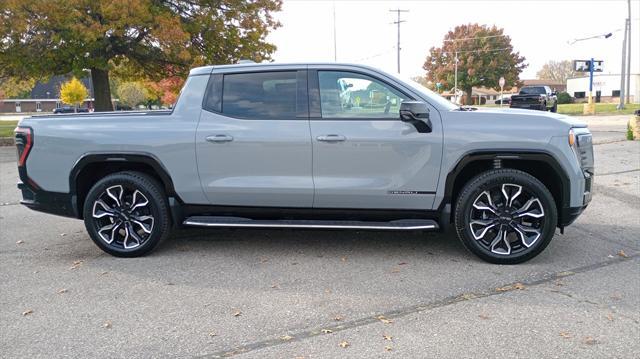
[388,191,433,195]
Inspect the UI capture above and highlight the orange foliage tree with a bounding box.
[0,0,282,111]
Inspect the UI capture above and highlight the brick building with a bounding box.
[0,75,94,113]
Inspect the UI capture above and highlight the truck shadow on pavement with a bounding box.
[162,227,469,259]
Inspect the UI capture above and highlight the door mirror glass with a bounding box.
[400,101,429,120]
[399,101,432,133]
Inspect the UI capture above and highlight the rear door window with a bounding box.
[222,71,302,119]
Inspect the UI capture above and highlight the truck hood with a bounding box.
[468,107,588,128]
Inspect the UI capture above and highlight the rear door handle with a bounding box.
[316,134,346,142]
[206,134,234,143]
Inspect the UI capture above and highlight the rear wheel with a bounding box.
[82,171,170,257]
[454,169,557,264]
[551,102,558,113]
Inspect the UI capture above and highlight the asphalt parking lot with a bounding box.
[0,115,638,358]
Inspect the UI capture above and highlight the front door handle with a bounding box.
[206,134,234,143]
[316,134,346,142]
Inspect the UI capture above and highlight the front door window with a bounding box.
[318,71,408,119]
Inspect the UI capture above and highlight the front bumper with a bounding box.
[559,171,592,227]
[18,182,78,218]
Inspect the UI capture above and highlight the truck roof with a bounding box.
[189,62,385,76]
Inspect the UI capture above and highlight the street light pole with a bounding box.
[625,0,631,104]
[618,19,628,110]
[499,76,505,108]
[454,51,458,104]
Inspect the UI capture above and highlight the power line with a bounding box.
[389,8,409,73]
[441,47,512,55]
[352,47,397,62]
[444,34,509,42]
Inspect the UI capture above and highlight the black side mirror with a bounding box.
[400,101,432,133]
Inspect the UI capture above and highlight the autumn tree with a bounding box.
[423,24,526,105]
[0,78,36,99]
[145,76,185,106]
[60,77,89,111]
[0,0,282,111]
[536,60,577,84]
[117,82,148,108]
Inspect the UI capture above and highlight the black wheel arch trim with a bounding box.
[69,152,182,216]
[439,149,572,224]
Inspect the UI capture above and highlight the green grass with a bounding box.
[0,120,19,137]
[557,103,640,116]
[476,103,640,116]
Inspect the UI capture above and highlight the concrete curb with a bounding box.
[0,137,14,146]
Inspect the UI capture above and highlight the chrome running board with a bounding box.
[183,216,439,231]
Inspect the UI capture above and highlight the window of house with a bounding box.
[574,92,586,99]
[612,90,621,97]
[222,71,299,119]
[317,71,409,119]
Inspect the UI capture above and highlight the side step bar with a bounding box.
[183,216,439,231]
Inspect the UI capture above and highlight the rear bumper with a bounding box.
[510,103,546,111]
[18,182,78,218]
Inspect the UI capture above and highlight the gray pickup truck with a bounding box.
[14,63,594,264]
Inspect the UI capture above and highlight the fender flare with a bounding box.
[69,152,179,199]
[441,150,571,210]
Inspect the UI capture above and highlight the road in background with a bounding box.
[0,115,638,358]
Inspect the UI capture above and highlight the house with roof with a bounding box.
[0,75,94,113]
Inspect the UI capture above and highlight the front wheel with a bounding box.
[454,169,557,264]
[82,171,170,257]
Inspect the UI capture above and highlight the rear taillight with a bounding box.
[14,127,33,167]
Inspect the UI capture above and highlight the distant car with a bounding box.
[510,86,558,112]
[114,104,133,111]
[53,106,89,114]
[493,96,511,105]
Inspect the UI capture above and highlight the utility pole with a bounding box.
[333,1,337,62]
[625,0,631,104]
[389,8,409,73]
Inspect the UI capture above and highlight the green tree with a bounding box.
[117,82,148,108]
[0,0,282,111]
[60,77,89,110]
[423,24,526,105]
[536,60,578,84]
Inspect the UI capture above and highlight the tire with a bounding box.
[454,169,557,264]
[551,102,558,113]
[82,171,171,257]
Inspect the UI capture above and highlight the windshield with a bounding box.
[398,76,459,111]
[520,87,545,95]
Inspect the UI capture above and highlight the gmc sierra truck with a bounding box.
[14,63,594,264]
[510,86,558,112]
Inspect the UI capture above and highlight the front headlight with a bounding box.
[569,127,594,173]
